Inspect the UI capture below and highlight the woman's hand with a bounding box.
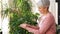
[19,23,27,29]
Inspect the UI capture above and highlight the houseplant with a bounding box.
[4,0,39,34]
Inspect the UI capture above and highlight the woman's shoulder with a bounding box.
[47,12,54,18]
[46,12,55,21]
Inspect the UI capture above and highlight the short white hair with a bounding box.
[37,0,50,7]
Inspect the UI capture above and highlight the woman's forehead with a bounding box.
[38,6,45,9]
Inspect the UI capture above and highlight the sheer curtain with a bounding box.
[0,0,2,32]
[1,0,9,34]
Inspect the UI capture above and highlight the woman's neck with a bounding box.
[43,10,49,15]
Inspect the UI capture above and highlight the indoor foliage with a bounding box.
[4,0,39,34]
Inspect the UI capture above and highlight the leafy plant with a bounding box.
[4,0,39,34]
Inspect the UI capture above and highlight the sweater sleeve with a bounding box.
[38,15,54,34]
[25,24,39,33]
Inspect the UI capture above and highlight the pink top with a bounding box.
[26,12,56,34]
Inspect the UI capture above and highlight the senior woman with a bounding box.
[19,0,56,34]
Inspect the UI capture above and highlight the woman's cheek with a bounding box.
[39,10,43,13]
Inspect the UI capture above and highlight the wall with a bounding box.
[0,0,2,32]
[1,0,9,34]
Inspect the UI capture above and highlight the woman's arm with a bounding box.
[25,25,39,33]
[38,16,54,34]
[26,24,39,30]
[20,23,39,33]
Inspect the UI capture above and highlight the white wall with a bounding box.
[1,0,10,34]
[0,0,2,32]
[2,16,9,34]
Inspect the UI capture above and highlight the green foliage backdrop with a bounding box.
[4,0,39,34]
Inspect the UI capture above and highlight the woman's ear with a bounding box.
[44,7,48,11]
[45,6,49,10]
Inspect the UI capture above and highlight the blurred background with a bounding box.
[0,0,59,34]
